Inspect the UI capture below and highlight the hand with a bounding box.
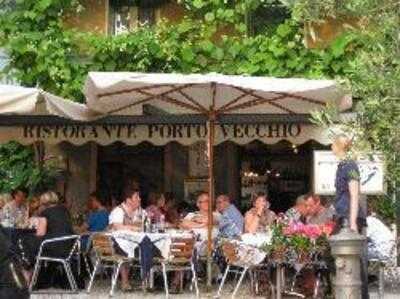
[194,216,208,225]
[255,207,263,217]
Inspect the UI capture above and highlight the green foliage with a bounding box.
[2,0,398,221]
[305,0,400,219]
[279,0,386,22]
[0,142,59,196]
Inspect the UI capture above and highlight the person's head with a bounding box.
[216,194,231,213]
[304,193,323,216]
[164,192,175,209]
[196,192,210,213]
[252,192,269,211]
[29,196,40,211]
[148,192,165,208]
[39,191,59,207]
[11,189,27,206]
[0,193,12,209]
[294,194,308,216]
[331,134,352,157]
[89,191,106,210]
[122,185,141,211]
[125,177,140,190]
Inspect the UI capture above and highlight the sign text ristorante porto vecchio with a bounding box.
[22,123,302,141]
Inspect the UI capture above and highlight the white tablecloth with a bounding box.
[241,232,272,247]
[111,230,193,259]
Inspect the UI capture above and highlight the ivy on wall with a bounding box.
[0,1,359,102]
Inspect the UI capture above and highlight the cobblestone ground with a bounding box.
[29,278,399,299]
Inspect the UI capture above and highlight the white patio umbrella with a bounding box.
[0,84,99,121]
[84,72,351,287]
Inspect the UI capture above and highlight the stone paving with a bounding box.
[29,279,400,299]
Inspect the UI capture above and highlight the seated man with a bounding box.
[109,186,146,291]
[285,194,307,223]
[215,194,243,239]
[305,193,335,225]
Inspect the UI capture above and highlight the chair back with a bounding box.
[168,237,195,261]
[221,241,240,264]
[91,233,115,257]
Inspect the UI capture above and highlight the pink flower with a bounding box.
[303,225,322,239]
[321,222,335,236]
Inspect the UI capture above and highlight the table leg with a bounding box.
[276,264,282,299]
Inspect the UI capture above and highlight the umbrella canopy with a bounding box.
[84,72,351,116]
[0,84,99,121]
[84,71,351,287]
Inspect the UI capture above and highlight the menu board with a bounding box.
[313,151,385,195]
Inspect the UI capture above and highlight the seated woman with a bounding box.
[79,191,109,233]
[21,191,75,276]
[180,192,220,233]
[164,192,180,228]
[244,192,276,233]
[27,196,45,235]
[146,192,166,223]
[76,191,109,250]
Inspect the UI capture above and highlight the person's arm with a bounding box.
[180,218,206,229]
[349,180,360,232]
[36,217,47,237]
[244,211,259,233]
[109,208,137,231]
[110,223,137,231]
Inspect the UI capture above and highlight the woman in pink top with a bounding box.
[146,192,166,222]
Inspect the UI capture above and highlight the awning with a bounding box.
[0,84,99,121]
[0,73,350,146]
[0,121,331,146]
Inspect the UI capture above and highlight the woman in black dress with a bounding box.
[21,191,75,282]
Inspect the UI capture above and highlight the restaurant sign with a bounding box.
[0,123,331,146]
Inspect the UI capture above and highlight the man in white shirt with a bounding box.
[108,186,146,291]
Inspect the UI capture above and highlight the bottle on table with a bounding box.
[159,214,165,233]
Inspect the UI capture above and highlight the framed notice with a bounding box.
[313,151,385,195]
[184,177,209,204]
[188,142,209,177]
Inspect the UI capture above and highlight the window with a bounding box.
[249,2,290,36]
[109,0,160,35]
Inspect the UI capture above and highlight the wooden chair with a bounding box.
[86,232,137,297]
[152,236,199,298]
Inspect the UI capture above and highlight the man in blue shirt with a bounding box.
[215,195,244,239]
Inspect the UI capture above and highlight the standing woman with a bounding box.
[331,134,368,299]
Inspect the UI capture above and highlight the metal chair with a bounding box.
[216,240,250,299]
[216,240,272,299]
[86,232,137,297]
[29,234,81,293]
[152,236,199,298]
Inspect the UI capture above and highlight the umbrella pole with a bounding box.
[206,116,215,289]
